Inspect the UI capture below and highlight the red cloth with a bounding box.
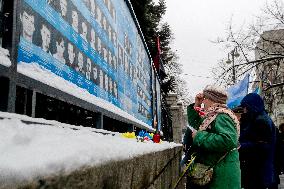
[153,133,161,143]
[153,36,161,71]
[194,106,206,117]
[153,54,159,71]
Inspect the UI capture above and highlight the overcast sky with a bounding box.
[162,0,268,97]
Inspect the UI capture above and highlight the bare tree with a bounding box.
[213,0,284,119]
[213,0,284,84]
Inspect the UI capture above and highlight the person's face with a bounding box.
[103,48,108,60]
[93,67,97,80]
[280,125,284,133]
[107,0,111,10]
[119,47,122,58]
[60,0,67,16]
[87,59,91,71]
[56,39,65,55]
[111,7,115,18]
[108,26,111,35]
[41,25,51,51]
[91,29,95,41]
[112,32,116,44]
[82,22,88,37]
[113,56,117,69]
[103,17,107,29]
[90,0,96,14]
[202,97,213,111]
[78,52,83,68]
[114,82,117,97]
[109,78,112,90]
[68,43,75,63]
[105,75,108,89]
[96,7,101,22]
[109,53,112,64]
[235,113,242,121]
[22,11,35,40]
[99,70,103,86]
[72,11,78,28]
[97,38,101,51]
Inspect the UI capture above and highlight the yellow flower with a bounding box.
[122,132,136,139]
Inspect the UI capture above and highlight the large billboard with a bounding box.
[17,0,153,126]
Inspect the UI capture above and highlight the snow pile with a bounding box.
[0,47,11,67]
[17,62,153,131]
[0,112,180,183]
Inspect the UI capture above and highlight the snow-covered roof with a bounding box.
[0,112,180,184]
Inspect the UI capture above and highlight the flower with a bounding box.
[194,106,206,117]
[122,132,136,138]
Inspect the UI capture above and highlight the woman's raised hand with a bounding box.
[194,93,204,107]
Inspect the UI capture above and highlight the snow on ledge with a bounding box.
[0,112,180,183]
[17,62,154,131]
[0,47,11,67]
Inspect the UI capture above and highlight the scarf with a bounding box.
[197,103,240,137]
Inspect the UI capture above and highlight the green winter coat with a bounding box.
[187,104,241,189]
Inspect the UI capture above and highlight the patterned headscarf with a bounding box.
[198,103,240,137]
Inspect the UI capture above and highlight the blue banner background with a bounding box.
[17,0,153,126]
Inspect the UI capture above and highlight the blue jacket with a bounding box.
[240,93,277,188]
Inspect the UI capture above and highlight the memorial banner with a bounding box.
[18,0,154,126]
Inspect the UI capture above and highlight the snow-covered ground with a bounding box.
[0,112,180,184]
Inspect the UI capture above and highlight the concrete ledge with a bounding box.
[1,146,182,189]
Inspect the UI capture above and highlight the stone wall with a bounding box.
[1,147,183,189]
[166,93,185,143]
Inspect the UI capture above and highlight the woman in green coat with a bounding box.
[187,85,241,189]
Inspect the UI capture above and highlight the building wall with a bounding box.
[166,93,185,143]
[255,29,284,126]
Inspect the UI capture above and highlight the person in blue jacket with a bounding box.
[278,123,284,174]
[239,93,278,189]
